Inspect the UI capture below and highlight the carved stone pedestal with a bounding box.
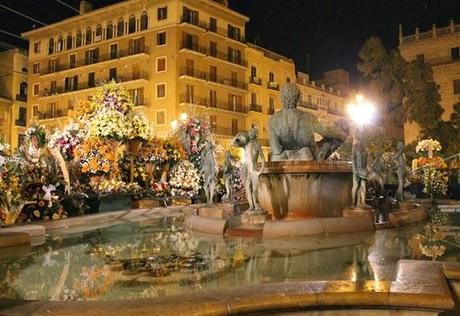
[343,206,375,222]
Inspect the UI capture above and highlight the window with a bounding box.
[251,66,257,78]
[156,31,167,46]
[210,115,217,131]
[85,27,92,44]
[76,31,82,47]
[66,33,73,50]
[228,47,241,64]
[109,68,117,81]
[209,41,217,57]
[231,71,238,87]
[231,118,238,135]
[88,72,96,87]
[156,110,166,125]
[33,84,39,96]
[18,107,27,125]
[69,54,76,68]
[269,98,275,114]
[183,7,199,25]
[128,15,136,34]
[85,48,99,65]
[33,41,41,53]
[117,18,125,36]
[229,94,241,111]
[286,76,291,83]
[46,102,57,118]
[210,66,217,82]
[156,83,166,98]
[95,24,103,41]
[209,17,217,32]
[48,38,54,54]
[32,105,39,117]
[64,75,78,91]
[19,82,27,97]
[129,37,145,54]
[227,24,241,41]
[50,80,57,93]
[33,63,40,74]
[156,56,166,72]
[454,79,460,94]
[185,85,194,103]
[158,6,168,20]
[452,47,460,61]
[106,21,114,39]
[140,11,148,30]
[48,59,59,73]
[57,35,63,52]
[210,90,217,107]
[416,54,424,62]
[110,43,118,59]
[269,72,275,82]
[251,93,257,105]
[132,88,144,106]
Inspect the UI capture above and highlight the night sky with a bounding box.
[1,0,459,82]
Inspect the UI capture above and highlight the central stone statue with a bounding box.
[269,83,346,161]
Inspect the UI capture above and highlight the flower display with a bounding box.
[151,181,170,197]
[90,178,141,195]
[25,123,47,148]
[416,156,447,170]
[139,137,168,163]
[49,122,85,161]
[125,112,152,141]
[421,166,448,199]
[163,137,188,164]
[0,150,23,225]
[89,80,134,115]
[88,109,128,141]
[416,139,442,157]
[175,117,212,167]
[168,161,200,198]
[75,138,115,175]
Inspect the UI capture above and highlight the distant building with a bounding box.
[21,0,346,150]
[399,21,460,143]
[0,48,28,149]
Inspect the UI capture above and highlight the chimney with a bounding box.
[80,0,93,14]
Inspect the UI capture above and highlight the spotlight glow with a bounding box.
[346,94,376,127]
[171,120,178,130]
[179,112,188,122]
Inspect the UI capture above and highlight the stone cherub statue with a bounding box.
[268,83,347,161]
[200,139,217,206]
[222,151,234,202]
[232,126,265,212]
[351,137,369,208]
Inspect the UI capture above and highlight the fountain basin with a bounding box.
[258,161,353,220]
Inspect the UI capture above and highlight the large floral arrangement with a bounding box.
[88,109,127,141]
[175,117,211,167]
[25,123,47,148]
[151,181,170,197]
[89,80,134,115]
[416,138,441,157]
[139,137,167,163]
[90,179,141,195]
[421,166,449,199]
[49,122,85,161]
[415,156,447,170]
[163,137,188,164]
[125,113,151,141]
[0,144,24,225]
[168,161,200,198]
[75,138,115,175]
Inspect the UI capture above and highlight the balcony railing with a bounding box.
[40,46,149,75]
[40,71,149,97]
[327,107,344,116]
[249,76,262,85]
[180,41,207,55]
[179,93,247,114]
[180,42,247,67]
[298,101,319,110]
[180,15,246,43]
[15,119,26,127]
[15,94,27,102]
[267,82,279,91]
[38,109,68,120]
[180,67,247,90]
[249,104,262,112]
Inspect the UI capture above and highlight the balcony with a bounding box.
[180,41,207,55]
[180,16,246,44]
[15,119,26,127]
[267,82,280,91]
[249,76,262,85]
[327,107,344,116]
[38,109,68,120]
[40,46,149,75]
[180,67,247,91]
[40,71,149,98]
[212,126,238,136]
[179,43,247,67]
[298,101,319,110]
[179,93,247,114]
[15,94,27,102]
[249,104,262,113]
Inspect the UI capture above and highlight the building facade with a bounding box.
[399,21,460,143]
[0,49,28,150]
[22,0,346,150]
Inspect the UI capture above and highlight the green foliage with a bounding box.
[422,121,460,157]
[358,37,443,130]
[450,102,460,130]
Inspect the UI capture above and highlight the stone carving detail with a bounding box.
[232,127,265,211]
[351,137,369,208]
[268,83,346,161]
[222,152,234,202]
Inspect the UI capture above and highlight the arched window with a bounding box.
[95,24,102,41]
[106,21,113,39]
[48,38,54,54]
[128,15,136,33]
[66,32,73,50]
[22,67,28,73]
[19,82,28,96]
[76,30,82,47]
[140,11,148,30]
[117,18,124,36]
[85,27,92,44]
[57,35,63,52]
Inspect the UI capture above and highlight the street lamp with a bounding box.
[346,94,376,128]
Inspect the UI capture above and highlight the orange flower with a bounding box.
[82,163,89,173]
[102,163,110,173]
